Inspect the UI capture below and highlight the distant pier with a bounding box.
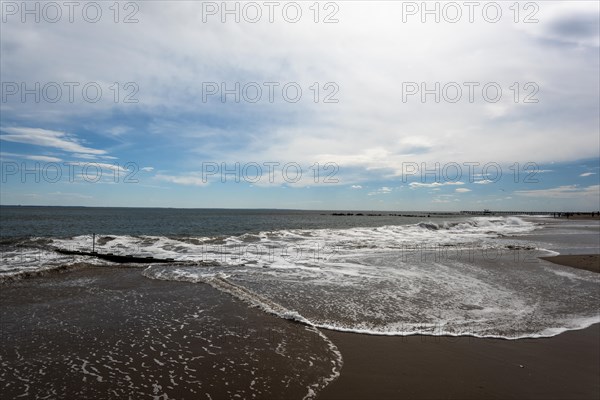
[325,211,598,217]
[460,211,552,215]
[460,211,599,218]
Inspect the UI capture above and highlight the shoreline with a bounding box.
[317,232,600,398]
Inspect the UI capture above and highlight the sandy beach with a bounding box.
[319,324,600,399]
[540,254,600,273]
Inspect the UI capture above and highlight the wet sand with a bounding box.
[320,324,600,399]
[0,267,338,399]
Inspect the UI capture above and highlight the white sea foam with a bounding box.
[137,217,599,340]
[43,216,538,268]
[142,247,600,340]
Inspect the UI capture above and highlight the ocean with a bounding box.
[2,206,598,339]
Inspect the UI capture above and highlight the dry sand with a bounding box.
[540,254,600,274]
[319,324,600,399]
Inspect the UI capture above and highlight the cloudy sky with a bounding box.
[1,1,599,210]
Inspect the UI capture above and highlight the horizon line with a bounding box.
[1,205,597,213]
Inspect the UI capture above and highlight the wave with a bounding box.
[34,216,538,266]
[418,216,531,230]
[0,216,541,286]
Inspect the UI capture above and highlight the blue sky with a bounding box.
[1,1,599,211]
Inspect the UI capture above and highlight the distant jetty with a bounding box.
[328,213,456,217]
[55,249,177,264]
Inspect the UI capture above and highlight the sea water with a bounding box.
[2,206,598,340]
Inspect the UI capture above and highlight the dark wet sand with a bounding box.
[320,324,600,400]
[0,267,337,399]
[540,254,600,273]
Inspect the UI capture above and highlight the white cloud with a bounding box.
[64,161,130,174]
[455,188,472,193]
[580,172,596,177]
[473,179,493,185]
[76,154,117,160]
[368,186,392,196]
[155,173,208,186]
[431,193,458,203]
[409,182,464,188]
[72,153,98,160]
[141,167,155,172]
[515,185,600,199]
[48,191,93,199]
[351,185,362,189]
[1,127,106,155]
[106,126,132,136]
[26,155,63,162]
[0,152,62,162]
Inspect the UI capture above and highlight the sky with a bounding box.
[1,0,599,211]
